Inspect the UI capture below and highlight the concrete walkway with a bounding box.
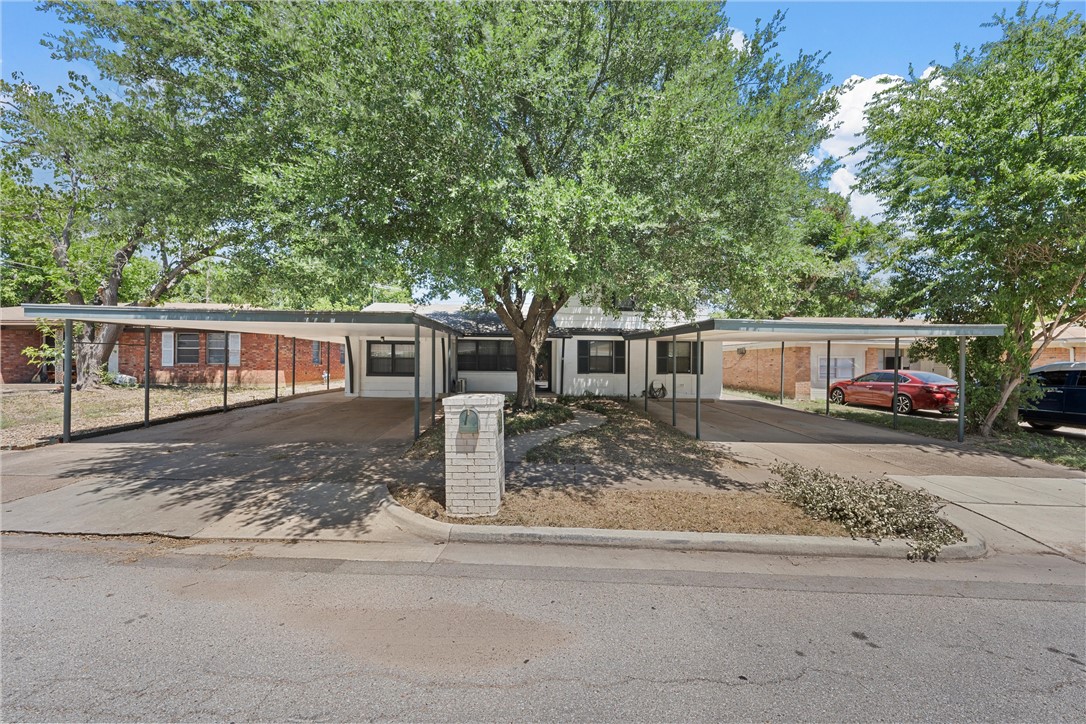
[1,394,443,549]
[644,397,1085,560]
[2,392,1082,562]
[505,410,605,462]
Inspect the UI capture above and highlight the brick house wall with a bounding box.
[114,330,345,385]
[0,327,45,383]
[722,346,812,400]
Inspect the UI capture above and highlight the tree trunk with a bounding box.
[979,374,1023,438]
[484,285,568,411]
[75,322,123,390]
[514,338,540,410]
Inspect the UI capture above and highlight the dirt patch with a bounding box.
[526,398,738,468]
[404,400,575,461]
[389,483,847,536]
[0,382,335,449]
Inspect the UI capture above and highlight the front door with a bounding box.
[535,341,552,392]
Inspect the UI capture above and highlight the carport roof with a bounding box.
[20,304,462,343]
[622,317,1005,342]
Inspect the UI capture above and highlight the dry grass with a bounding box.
[0,382,336,449]
[404,399,575,461]
[526,398,733,467]
[389,482,847,536]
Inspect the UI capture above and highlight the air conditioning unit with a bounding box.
[454,378,467,394]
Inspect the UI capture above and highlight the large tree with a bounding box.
[858,2,1086,436]
[51,1,837,407]
[1,74,258,387]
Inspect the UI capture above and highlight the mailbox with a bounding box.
[458,408,480,434]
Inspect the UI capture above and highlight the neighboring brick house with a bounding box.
[2,305,344,387]
[0,307,49,383]
[722,317,1086,401]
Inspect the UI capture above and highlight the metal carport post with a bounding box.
[143,327,151,427]
[62,320,72,442]
[671,334,677,427]
[958,336,967,443]
[413,323,421,440]
[431,327,436,426]
[695,329,702,440]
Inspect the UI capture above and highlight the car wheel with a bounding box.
[894,394,913,415]
[829,388,845,405]
[1026,421,1058,431]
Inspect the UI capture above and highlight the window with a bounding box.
[339,344,345,365]
[818,357,854,381]
[175,332,200,365]
[367,341,415,376]
[656,341,701,374]
[577,340,625,374]
[312,341,322,364]
[884,355,906,370]
[207,333,241,365]
[457,339,517,372]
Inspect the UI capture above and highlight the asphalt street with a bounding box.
[2,535,1084,722]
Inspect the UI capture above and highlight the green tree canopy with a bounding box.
[50,1,838,406]
[858,2,1086,435]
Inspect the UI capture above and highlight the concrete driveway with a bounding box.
[646,397,1085,560]
[1,393,444,550]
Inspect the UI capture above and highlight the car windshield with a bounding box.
[910,372,956,384]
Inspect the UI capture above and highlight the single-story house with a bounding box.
[720,316,1086,401]
[19,302,1005,442]
[361,301,723,400]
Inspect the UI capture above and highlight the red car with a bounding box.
[829,370,958,414]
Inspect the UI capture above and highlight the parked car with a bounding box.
[1019,362,1086,431]
[828,369,958,414]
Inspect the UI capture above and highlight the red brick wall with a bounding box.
[0,327,45,383]
[865,348,881,374]
[722,345,812,400]
[114,331,346,386]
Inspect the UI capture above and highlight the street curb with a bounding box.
[380,488,988,560]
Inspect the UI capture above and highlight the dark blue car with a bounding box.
[1020,362,1086,431]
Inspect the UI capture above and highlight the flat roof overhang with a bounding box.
[623,318,1005,343]
[20,304,462,343]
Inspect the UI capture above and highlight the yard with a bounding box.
[0,381,338,449]
[727,389,1086,472]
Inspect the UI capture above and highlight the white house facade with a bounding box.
[348,302,724,401]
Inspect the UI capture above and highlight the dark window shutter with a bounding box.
[577,341,590,374]
[656,341,669,375]
[613,341,626,374]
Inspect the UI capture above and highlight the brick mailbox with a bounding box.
[442,393,506,517]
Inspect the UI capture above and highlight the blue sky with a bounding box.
[1,0,1074,218]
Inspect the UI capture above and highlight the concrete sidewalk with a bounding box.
[2,392,1082,563]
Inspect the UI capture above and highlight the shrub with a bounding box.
[768,463,965,560]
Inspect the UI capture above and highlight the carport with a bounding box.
[21,304,462,443]
[624,318,1005,442]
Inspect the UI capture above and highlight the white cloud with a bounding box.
[819,67,939,220]
[729,28,746,52]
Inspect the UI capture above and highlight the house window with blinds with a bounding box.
[367,341,415,376]
[577,340,625,374]
[656,341,702,374]
[457,340,517,372]
[206,333,241,365]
